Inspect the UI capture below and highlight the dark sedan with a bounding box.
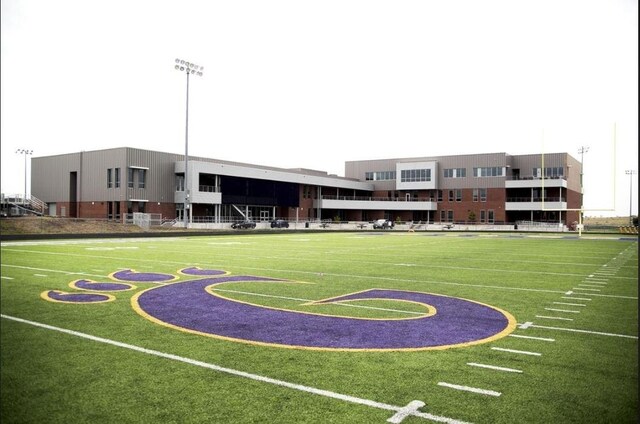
[231,220,257,229]
[270,219,290,228]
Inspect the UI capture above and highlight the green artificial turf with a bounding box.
[1,232,637,423]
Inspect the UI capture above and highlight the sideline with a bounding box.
[1,314,471,424]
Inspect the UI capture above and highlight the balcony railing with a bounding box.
[505,176,566,181]
[506,197,566,202]
[198,185,219,193]
[321,195,435,202]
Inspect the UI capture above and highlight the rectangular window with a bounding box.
[365,171,396,181]
[128,168,134,188]
[444,168,466,178]
[440,210,446,222]
[480,188,487,202]
[401,168,431,182]
[176,175,184,191]
[138,169,146,189]
[455,189,462,202]
[488,210,495,224]
[480,210,486,223]
[447,210,454,223]
[437,190,443,202]
[533,167,564,178]
[107,169,113,188]
[115,168,121,188]
[448,190,454,202]
[472,189,478,202]
[473,167,504,177]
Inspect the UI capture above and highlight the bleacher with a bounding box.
[619,226,639,234]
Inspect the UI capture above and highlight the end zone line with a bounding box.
[0,314,470,424]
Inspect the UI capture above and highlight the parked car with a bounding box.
[231,220,256,229]
[270,219,289,228]
[373,219,394,229]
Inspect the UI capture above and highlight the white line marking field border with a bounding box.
[1,314,470,424]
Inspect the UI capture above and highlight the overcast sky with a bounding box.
[1,0,637,216]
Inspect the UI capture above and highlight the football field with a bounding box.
[1,232,637,423]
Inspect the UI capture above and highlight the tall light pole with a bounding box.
[15,148,33,206]
[625,170,637,225]
[174,58,204,228]
[577,146,589,236]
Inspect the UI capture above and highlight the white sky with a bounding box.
[1,0,637,216]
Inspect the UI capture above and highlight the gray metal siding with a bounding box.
[32,153,82,202]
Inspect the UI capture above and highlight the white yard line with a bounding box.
[437,382,501,397]
[529,324,638,339]
[466,363,523,373]
[535,315,573,321]
[491,347,541,356]
[508,334,555,342]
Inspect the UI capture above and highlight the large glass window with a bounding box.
[107,169,113,188]
[128,168,134,188]
[401,169,431,182]
[115,168,121,188]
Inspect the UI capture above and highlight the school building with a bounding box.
[29,147,583,227]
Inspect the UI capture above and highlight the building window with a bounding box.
[366,171,396,181]
[479,188,487,202]
[176,175,184,191]
[115,168,121,188]
[447,210,454,222]
[400,169,431,182]
[488,209,495,223]
[303,185,312,199]
[138,169,146,189]
[473,167,504,177]
[437,190,443,202]
[444,168,466,178]
[107,169,113,188]
[472,189,478,202]
[440,210,446,222]
[128,168,134,188]
[455,189,462,202]
[480,210,486,223]
[448,190,454,202]
[533,167,564,178]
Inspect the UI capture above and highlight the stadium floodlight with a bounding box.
[15,149,33,206]
[174,58,204,228]
[577,146,589,228]
[625,170,637,225]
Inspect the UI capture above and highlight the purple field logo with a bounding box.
[42,267,516,351]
